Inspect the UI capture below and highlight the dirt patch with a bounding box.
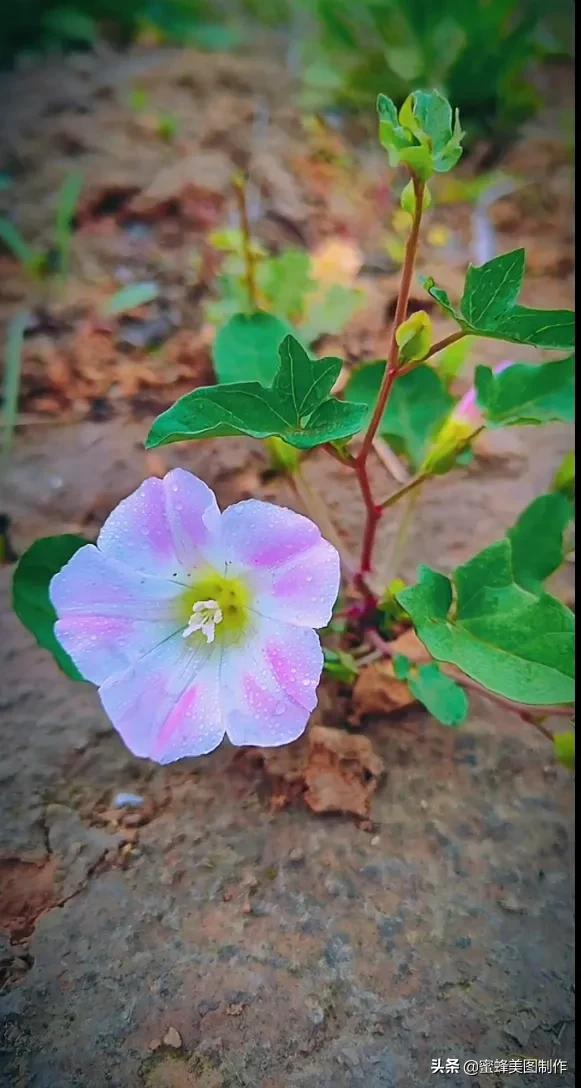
[0,859,59,940]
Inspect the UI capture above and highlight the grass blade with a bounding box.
[55,171,83,278]
[2,311,28,461]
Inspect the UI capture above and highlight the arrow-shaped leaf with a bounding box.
[423,249,574,351]
[147,334,367,451]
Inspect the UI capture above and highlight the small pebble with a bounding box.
[370,835,380,846]
[113,792,144,809]
[288,848,305,864]
[163,1026,182,1049]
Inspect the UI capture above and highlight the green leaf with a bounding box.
[12,535,88,681]
[212,312,294,384]
[147,334,367,451]
[300,285,363,345]
[102,282,160,317]
[260,250,313,323]
[408,663,469,727]
[554,730,575,770]
[398,541,575,706]
[393,652,469,725]
[378,579,409,633]
[475,357,575,427]
[507,493,572,593]
[462,248,524,326]
[378,90,464,179]
[42,7,97,44]
[553,451,575,501]
[434,336,472,387]
[400,179,432,217]
[344,363,454,469]
[393,653,411,679]
[423,249,575,351]
[323,648,359,685]
[421,278,459,323]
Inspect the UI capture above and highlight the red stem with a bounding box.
[352,178,425,582]
[357,179,425,468]
[355,457,382,578]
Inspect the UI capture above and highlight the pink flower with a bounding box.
[50,470,340,763]
[453,360,513,426]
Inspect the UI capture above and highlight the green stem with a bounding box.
[422,330,466,363]
[389,484,423,578]
[379,472,428,511]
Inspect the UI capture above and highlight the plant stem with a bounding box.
[355,456,382,579]
[348,177,425,583]
[422,330,466,363]
[233,175,258,312]
[379,472,428,511]
[323,442,356,468]
[358,178,425,468]
[372,436,409,484]
[388,484,422,579]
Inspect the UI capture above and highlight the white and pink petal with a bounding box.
[97,470,221,580]
[99,635,223,763]
[219,499,340,628]
[50,544,184,684]
[221,616,322,748]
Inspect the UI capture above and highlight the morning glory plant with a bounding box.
[13,90,575,767]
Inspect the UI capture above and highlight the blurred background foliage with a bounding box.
[0,0,574,144]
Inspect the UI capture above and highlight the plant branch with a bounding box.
[323,442,356,468]
[358,178,425,467]
[388,485,423,579]
[355,457,382,579]
[422,329,466,363]
[379,472,428,510]
[346,177,425,585]
[233,175,258,312]
[372,436,409,484]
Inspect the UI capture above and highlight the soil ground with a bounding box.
[0,45,575,1088]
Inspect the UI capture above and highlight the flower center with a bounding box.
[179,569,252,646]
[183,599,223,644]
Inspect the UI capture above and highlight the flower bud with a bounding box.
[400,179,432,217]
[422,361,512,474]
[396,311,432,366]
[264,436,301,475]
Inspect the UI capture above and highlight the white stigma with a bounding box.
[182,599,223,644]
